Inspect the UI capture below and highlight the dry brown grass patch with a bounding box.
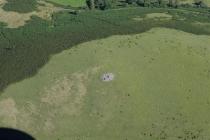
[0,98,19,127]
[0,0,62,28]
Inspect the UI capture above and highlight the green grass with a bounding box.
[1,6,210,139]
[2,0,37,13]
[1,7,210,93]
[46,0,86,7]
[1,27,210,140]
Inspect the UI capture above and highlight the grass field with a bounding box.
[1,1,210,139]
[46,0,86,7]
[1,8,209,91]
[1,27,210,140]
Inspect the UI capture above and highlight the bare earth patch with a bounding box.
[41,67,100,116]
[41,76,74,106]
[43,118,55,134]
[133,12,172,21]
[0,0,62,28]
[146,12,172,20]
[0,98,19,127]
[0,97,41,133]
[132,16,144,21]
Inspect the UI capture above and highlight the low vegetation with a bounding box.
[1,7,210,92]
[1,27,210,140]
[2,0,37,13]
[1,0,210,140]
[47,0,86,7]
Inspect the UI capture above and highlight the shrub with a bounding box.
[136,0,145,6]
[194,0,207,8]
[86,0,95,9]
[150,0,160,7]
[95,0,112,10]
[86,0,114,10]
[200,2,208,8]
[144,0,151,7]
[126,0,137,4]
[168,0,179,8]
[180,3,192,8]
[158,0,168,7]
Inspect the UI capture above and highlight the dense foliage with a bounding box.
[86,0,209,10]
[86,0,119,9]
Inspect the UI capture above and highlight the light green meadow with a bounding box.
[1,28,210,140]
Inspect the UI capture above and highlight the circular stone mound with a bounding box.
[101,73,114,82]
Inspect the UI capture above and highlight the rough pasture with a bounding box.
[1,27,210,140]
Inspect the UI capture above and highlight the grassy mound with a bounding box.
[1,28,210,140]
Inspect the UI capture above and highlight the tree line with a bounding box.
[86,0,208,10]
